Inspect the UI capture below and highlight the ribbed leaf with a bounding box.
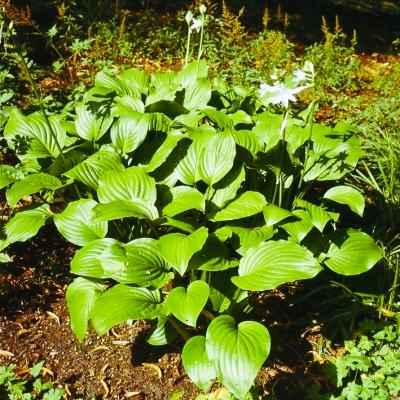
[66,277,106,342]
[295,198,337,232]
[162,186,205,217]
[166,281,209,327]
[110,111,148,154]
[53,199,108,246]
[64,148,124,190]
[198,131,236,186]
[206,315,271,400]
[213,191,267,221]
[182,336,217,391]
[145,84,180,106]
[0,165,24,189]
[324,230,382,275]
[280,209,314,242]
[158,227,208,276]
[90,285,162,335]
[119,68,149,94]
[263,204,292,226]
[147,315,178,346]
[201,108,234,130]
[175,60,207,88]
[97,166,157,204]
[323,185,365,217]
[4,204,53,243]
[231,130,262,155]
[184,78,212,110]
[232,240,322,290]
[6,173,62,207]
[151,71,176,89]
[93,200,159,221]
[228,225,275,255]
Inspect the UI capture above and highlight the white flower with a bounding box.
[190,17,204,32]
[293,61,315,85]
[185,10,193,25]
[259,82,307,108]
[199,4,207,14]
[293,69,307,84]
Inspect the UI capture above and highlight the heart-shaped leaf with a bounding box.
[323,185,365,217]
[324,229,382,275]
[184,78,212,110]
[166,280,209,327]
[54,199,108,246]
[162,186,205,217]
[93,199,159,221]
[206,315,271,400]
[182,336,217,391]
[158,227,208,276]
[232,240,322,290]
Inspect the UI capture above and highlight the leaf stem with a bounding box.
[168,316,191,341]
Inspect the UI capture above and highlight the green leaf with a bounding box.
[93,200,159,221]
[229,225,275,255]
[175,60,208,88]
[145,84,180,106]
[4,204,53,243]
[158,227,208,276]
[147,315,178,346]
[263,204,292,226]
[6,173,62,207]
[198,131,236,186]
[324,230,382,275]
[162,186,205,217]
[113,95,145,115]
[66,277,106,342]
[97,166,157,204]
[30,361,44,378]
[0,253,12,263]
[166,281,209,327]
[213,191,267,221]
[119,68,149,94]
[54,199,108,246]
[232,240,322,290]
[0,165,24,189]
[280,209,314,242]
[75,103,114,142]
[90,285,162,335]
[64,148,124,190]
[295,199,337,232]
[323,185,365,217]
[201,107,235,130]
[231,130,262,156]
[151,71,176,88]
[110,111,148,154]
[184,78,212,110]
[182,336,217,391]
[206,315,271,400]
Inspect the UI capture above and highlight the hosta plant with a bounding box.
[0,60,382,399]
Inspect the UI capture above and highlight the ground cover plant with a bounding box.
[0,0,399,399]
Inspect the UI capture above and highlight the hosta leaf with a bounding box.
[280,209,314,242]
[295,199,337,232]
[151,71,176,89]
[323,185,365,217]
[97,166,157,204]
[182,336,217,391]
[147,315,178,346]
[324,230,382,275]
[147,112,172,132]
[229,225,275,255]
[94,70,140,97]
[213,191,267,222]
[145,84,180,106]
[145,100,188,120]
[158,227,208,276]
[206,315,271,400]
[4,204,53,243]
[198,131,236,186]
[64,148,124,190]
[162,186,205,217]
[0,165,24,189]
[6,173,62,207]
[184,78,212,110]
[166,280,209,327]
[252,111,281,151]
[232,240,322,290]
[90,285,162,335]
[201,107,234,130]
[175,60,208,88]
[229,110,253,126]
[0,253,12,263]
[263,204,292,226]
[119,68,149,94]
[93,200,159,221]
[75,103,114,142]
[113,95,145,115]
[110,111,148,154]
[231,130,262,156]
[54,199,108,246]
[66,277,106,342]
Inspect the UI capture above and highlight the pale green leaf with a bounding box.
[184,78,212,110]
[93,200,159,221]
[323,185,365,217]
[162,186,205,217]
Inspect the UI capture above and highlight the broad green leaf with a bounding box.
[0,165,24,189]
[90,285,162,335]
[4,204,53,243]
[280,209,314,242]
[229,110,253,126]
[93,200,159,221]
[113,95,145,115]
[66,277,106,342]
[147,112,172,132]
[6,173,62,207]
[206,165,245,209]
[295,199,337,232]
[0,253,12,263]
[75,103,114,142]
[206,315,271,400]
[182,336,217,391]
[175,60,208,88]
[252,111,281,151]
[184,78,212,110]
[198,131,236,186]
[54,199,108,246]
[97,166,157,204]
[64,148,124,190]
[147,315,178,346]
[145,84,180,106]
[158,227,208,276]
[110,111,148,154]
[229,225,275,255]
[323,185,365,217]
[166,280,209,327]
[263,204,292,226]
[324,230,382,275]
[232,240,322,290]
[151,71,176,88]
[201,107,234,130]
[94,70,140,97]
[163,217,198,233]
[119,68,149,94]
[213,191,267,221]
[231,130,262,156]
[162,186,205,217]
